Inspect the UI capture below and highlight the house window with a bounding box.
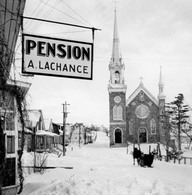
[5,112,15,131]
[150,119,156,134]
[7,136,15,154]
[113,105,122,120]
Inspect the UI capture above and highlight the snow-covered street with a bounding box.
[21,132,192,195]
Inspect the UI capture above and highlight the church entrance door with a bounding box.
[115,129,122,143]
[139,127,147,143]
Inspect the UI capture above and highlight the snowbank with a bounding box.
[21,132,192,195]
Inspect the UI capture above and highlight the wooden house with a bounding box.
[0,79,31,195]
[52,122,71,146]
[70,123,85,145]
[25,112,60,152]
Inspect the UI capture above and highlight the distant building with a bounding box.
[57,123,71,146]
[70,123,85,145]
[70,123,95,145]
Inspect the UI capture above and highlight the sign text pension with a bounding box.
[22,34,93,79]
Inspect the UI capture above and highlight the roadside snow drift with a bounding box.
[21,132,192,195]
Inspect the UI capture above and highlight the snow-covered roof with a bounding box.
[27,109,45,128]
[36,130,59,137]
[59,129,70,136]
[18,127,33,134]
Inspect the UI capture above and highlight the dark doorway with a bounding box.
[115,129,122,143]
[139,128,147,143]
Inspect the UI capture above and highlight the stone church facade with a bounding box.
[108,11,165,146]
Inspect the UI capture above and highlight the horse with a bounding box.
[133,145,154,167]
[133,147,142,165]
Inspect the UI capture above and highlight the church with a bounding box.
[108,11,166,146]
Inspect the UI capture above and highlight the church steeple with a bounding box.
[108,9,127,147]
[158,66,165,100]
[108,9,126,88]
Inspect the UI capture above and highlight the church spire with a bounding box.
[158,66,165,100]
[111,9,122,63]
[108,9,126,92]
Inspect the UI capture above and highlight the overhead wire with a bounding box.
[24,0,44,28]
[60,1,92,26]
[39,29,89,36]
[38,0,89,26]
[29,0,60,32]
[15,0,103,80]
[24,0,50,30]
[24,0,96,39]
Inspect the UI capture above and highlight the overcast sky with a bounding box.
[13,0,192,127]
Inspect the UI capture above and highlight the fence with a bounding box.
[161,155,192,165]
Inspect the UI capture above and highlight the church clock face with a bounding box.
[135,104,150,119]
[114,96,121,103]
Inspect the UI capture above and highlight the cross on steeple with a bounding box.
[139,76,143,85]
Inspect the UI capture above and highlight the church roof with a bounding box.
[126,82,158,106]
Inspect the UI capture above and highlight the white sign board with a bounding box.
[22,34,93,80]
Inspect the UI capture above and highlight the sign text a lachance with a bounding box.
[22,34,93,80]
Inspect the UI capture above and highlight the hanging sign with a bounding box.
[22,34,93,80]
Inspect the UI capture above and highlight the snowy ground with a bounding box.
[21,132,192,195]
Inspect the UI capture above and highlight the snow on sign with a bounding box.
[22,34,93,80]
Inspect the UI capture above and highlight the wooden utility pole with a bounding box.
[62,102,69,156]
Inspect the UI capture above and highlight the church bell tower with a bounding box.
[108,10,127,146]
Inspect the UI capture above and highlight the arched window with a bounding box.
[150,119,156,134]
[114,71,120,84]
[113,105,122,120]
[129,119,134,135]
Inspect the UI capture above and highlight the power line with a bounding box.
[60,1,92,26]
[39,29,89,36]
[38,0,88,25]
[29,0,60,32]
[24,0,48,29]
